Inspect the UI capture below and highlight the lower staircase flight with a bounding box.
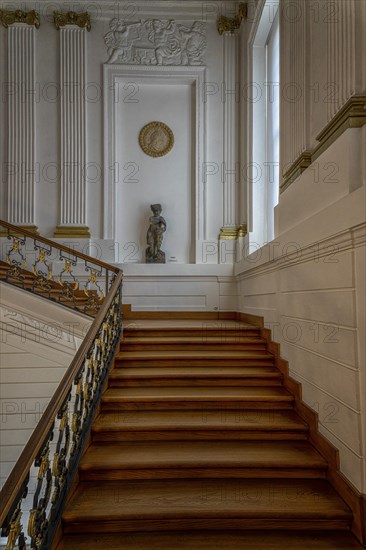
[54,317,363,549]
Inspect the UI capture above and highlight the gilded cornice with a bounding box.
[313,96,366,160]
[281,152,312,193]
[0,225,39,237]
[281,96,366,193]
[0,9,40,28]
[53,11,91,31]
[54,226,91,238]
[217,3,247,35]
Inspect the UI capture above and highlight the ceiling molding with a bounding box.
[0,1,240,21]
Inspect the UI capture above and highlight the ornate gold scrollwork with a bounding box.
[5,507,23,550]
[38,447,50,479]
[217,2,247,35]
[0,9,40,28]
[53,11,91,31]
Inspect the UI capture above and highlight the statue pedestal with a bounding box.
[146,250,166,264]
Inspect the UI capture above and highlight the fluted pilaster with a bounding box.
[220,32,239,236]
[284,0,308,168]
[7,25,37,229]
[55,25,89,238]
[327,0,356,121]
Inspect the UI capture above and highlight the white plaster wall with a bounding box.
[235,129,366,492]
[121,263,236,311]
[0,283,91,489]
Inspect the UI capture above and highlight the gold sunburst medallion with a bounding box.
[139,121,174,158]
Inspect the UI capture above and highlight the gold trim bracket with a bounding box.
[219,224,247,240]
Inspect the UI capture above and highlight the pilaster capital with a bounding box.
[53,11,91,31]
[217,3,247,35]
[0,9,40,29]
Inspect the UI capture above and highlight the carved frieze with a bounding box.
[104,19,206,66]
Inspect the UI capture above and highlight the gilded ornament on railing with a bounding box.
[217,2,247,35]
[28,441,53,547]
[6,235,27,285]
[58,256,79,309]
[52,400,71,503]
[1,221,118,316]
[53,11,91,31]
[4,505,25,550]
[32,243,53,296]
[0,9,40,28]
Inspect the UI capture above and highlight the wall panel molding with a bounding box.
[103,64,206,261]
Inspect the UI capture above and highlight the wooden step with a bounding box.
[121,336,267,352]
[92,409,308,441]
[62,478,352,533]
[101,386,295,411]
[108,366,282,387]
[123,323,260,339]
[116,350,275,368]
[79,440,327,480]
[57,530,364,550]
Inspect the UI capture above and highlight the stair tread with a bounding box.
[80,441,326,470]
[102,386,293,401]
[124,320,257,330]
[63,479,352,522]
[57,531,364,550]
[110,366,281,378]
[122,336,265,343]
[118,350,273,358]
[93,409,308,432]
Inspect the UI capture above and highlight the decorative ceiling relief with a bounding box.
[104,19,206,66]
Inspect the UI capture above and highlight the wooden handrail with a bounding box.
[0,270,123,526]
[0,219,119,274]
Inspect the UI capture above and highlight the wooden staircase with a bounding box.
[55,318,363,549]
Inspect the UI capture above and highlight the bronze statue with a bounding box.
[145,204,166,263]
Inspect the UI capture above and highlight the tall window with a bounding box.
[250,2,280,249]
[266,10,280,241]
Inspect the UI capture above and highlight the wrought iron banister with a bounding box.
[0,254,123,549]
[0,220,119,316]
